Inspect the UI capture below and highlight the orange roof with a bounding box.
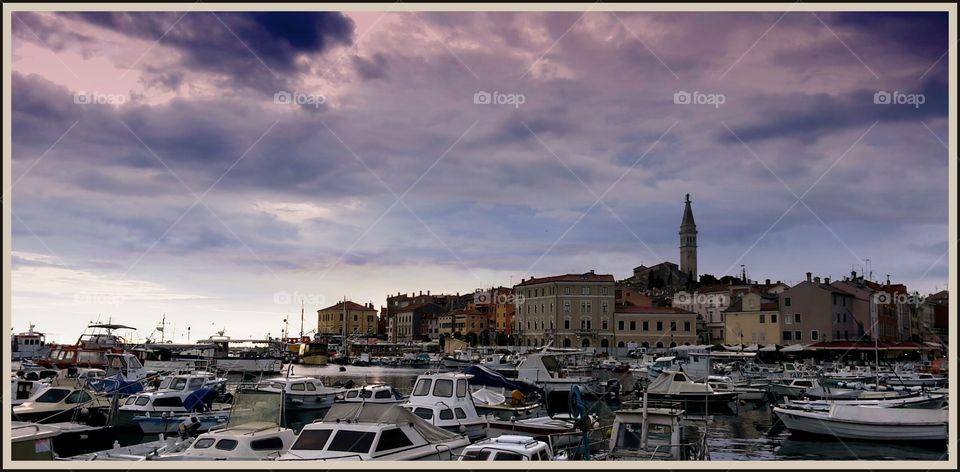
[319,301,374,312]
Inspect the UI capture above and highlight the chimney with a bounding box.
[420,290,423,296]
[851,270,857,279]
[806,272,812,282]
[427,290,430,296]
[814,277,821,284]
[589,269,595,274]
[825,277,831,284]
[765,279,771,285]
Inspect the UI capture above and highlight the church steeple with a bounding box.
[680,193,698,284]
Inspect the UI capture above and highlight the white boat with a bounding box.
[458,435,568,461]
[58,434,195,461]
[883,372,948,387]
[12,386,111,424]
[774,404,948,441]
[470,386,541,420]
[706,376,766,402]
[769,378,820,399]
[600,358,621,370]
[117,372,230,425]
[11,324,50,361]
[338,384,407,404]
[400,372,487,441]
[485,413,601,450]
[248,376,344,412]
[10,422,62,460]
[640,370,738,410]
[11,375,52,406]
[133,412,231,434]
[782,393,946,411]
[276,403,471,461]
[150,422,297,460]
[601,404,709,460]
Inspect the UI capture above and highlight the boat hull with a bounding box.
[774,407,947,442]
[133,414,229,434]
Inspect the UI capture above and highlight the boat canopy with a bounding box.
[646,370,712,395]
[87,324,137,331]
[321,402,462,444]
[462,365,539,394]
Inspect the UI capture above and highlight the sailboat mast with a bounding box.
[300,299,305,339]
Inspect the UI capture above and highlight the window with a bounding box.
[250,437,286,451]
[811,330,819,341]
[785,315,793,325]
[193,438,215,449]
[771,314,777,323]
[759,314,765,324]
[413,407,433,420]
[670,321,677,331]
[291,383,306,391]
[413,378,432,396]
[602,319,608,330]
[64,390,91,404]
[135,396,150,406]
[783,331,792,341]
[375,428,414,452]
[618,320,624,330]
[153,397,184,408]
[794,331,801,340]
[433,379,453,397]
[328,431,375,453]
[563,301,571,313]
[439,409,454,420]
[656,321,663,331]
[601,287,608,295]
[580,301,591,313]
[456,379,467,397]
[564,287,571,295]
[629,321,636,331]
[684,321,691,332]
[564,320,570,330]
[305,382,316,391]
[215,439,238,451]
[581,287,590,295]
[602,302,608,314]
[642,321,649,331]
[785,298,791,307]
[347,390,359,399]
[494,452,525,461]
[794,313,801,323]
[35,389,71,403]
[461,450,492,461]
[455,408,467,419]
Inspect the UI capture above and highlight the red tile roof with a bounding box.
[319,301,375,312]
[515,272,615,287]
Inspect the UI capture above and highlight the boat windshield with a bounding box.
[327,430,375,453]
[460,449,493,460]
[35,389,71,403]
[290,429,334,450]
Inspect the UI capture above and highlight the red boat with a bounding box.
[34,323,136,371]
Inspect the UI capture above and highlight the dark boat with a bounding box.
[34,324,134,372]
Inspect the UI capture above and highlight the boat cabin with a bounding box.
[340,384,406,403]
[459,435,564,461]
[158,422,297,460]
[607,406,706,460]
[402,373,485,440]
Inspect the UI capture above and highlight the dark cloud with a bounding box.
[352,53,388,80]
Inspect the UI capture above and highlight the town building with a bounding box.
[317,301,378,336]
[779,273,856,344]
[612,305,698,348]
[393,302,444,342]
[513,271,616,348]
[723,292,781,345]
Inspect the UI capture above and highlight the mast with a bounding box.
[342,297,348,358]
[300,299,305,339]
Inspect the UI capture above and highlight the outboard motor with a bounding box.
[605,379,622,402]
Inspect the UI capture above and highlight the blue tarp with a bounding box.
[462,365,540,394]
[89,373,144,396]
[183,387,218,412]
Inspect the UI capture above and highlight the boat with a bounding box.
[600,401,709,460]
[513,349,599,414]
[769,378,820,399]
[12,386,111,424]
[247,376,344,412]
[11,374,53,406]
[137,331,285,375]
[338,384,407,404]
[34,324,135,371]
[883,372,948,387]
[400,372,487,441]
[600,358,622,370]
[276,402,471,461]
[773,404,948,442]
[706,376,766,402]
[638,370,738,411]
[12,324,50,361]
[298,336,330,366]
[470,386,541,420]
[458,435,568,461]
[801,385,915,401]
[10,422,62,460]
[116,372,230,425]
[782,393,946,411]
[150,422,298,460]
[58,434,195,461]
[133,412,231,435]
[442,349,478,369]
[86,353,149,396]
[484,412,602,450]
[646,356,681,381]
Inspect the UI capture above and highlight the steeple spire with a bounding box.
[680,194,698,284]
[681,193,696,227]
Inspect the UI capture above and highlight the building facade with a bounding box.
[513,271,616,348]
[779,274,855,344]
[317,301,379,336]
[723,292,781,345]
[612,305,698,348]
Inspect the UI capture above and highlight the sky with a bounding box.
[9,9,950,343]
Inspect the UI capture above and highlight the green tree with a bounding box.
[465,332,478,346]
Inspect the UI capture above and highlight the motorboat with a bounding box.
[470,386,541,420]
[276,402,471,461]
[338,384,408,404]
[883,372,948,387]
[12,386,110,424]
[133,412,231,435]
[706,376,766,402]
[769,378,820,399]
[639,370,738,411]
[774,404,948,442]
[646,356,681,381]
[484,413,602,450]
[400,372,487,441]
[599,403,709,460]
[117,372,230,425]
[10,422,62,460]
[11,374,52,406]
[458,435,568,461]
[35,324,134,371]
[782,393,946,411]
[514,350,599,414]
[150,422,297,460]
[58,434,195,461]
[248,376,344,412]
[11,420,120,459]
[11,324,50,361]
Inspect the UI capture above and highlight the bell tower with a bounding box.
[680,193,698,283]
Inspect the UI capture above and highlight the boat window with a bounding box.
[128,357,143,369]
[250,437,286,451]
[291,383,306,391]
[124,396,137,406]
[537,449,549,460]
[159,378,173,389]
[413,407,434,420]
[328,430,376,453]
[433,379,454,397]
[346,390,359,399]
[493,451,525,461]
[305,382,317,391]
[360,389,373,398]
[439,409,454,420]
[153,397,184,407]
[456,379,467,398]
[461,450,492,461]
[647,423,673,444]
[673,373,687,382]
[64,390,91,404]
[35,389,71,403]
[215,439,238,451]
[374,390,392,399]
[615,423,644,449]
[193,438,215,449]
[290,429,334,450]
[413,379,433,396]
[188,378,204,390]
[171,378,188,390]
[374,428,414,452]
[795,381,812,387]
[454,408,467,419]
[135,396,150,406]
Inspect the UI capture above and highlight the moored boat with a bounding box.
[773,404,948,442]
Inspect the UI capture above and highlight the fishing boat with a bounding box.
[12,386,111,424]
[338,384,407,404]
[150,422,298,460]
[400,372,487,441]
[773,404,948,442]
[12,324,50,361]
[470,387,541,420]
[10,422,62,460]
[599,402,709,460]
[782,392,946,411]
[769,378,820,399]
[248,376,344,412]
[117,372,230,425]
[35,324,135,371]
[458,435,568,461]
[132,412,231,435]
[276,402,471,461]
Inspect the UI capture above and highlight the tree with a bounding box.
[479,330,491,346]
[439,333,448,349]
[495,332,509,346]
[698,273,720,286]
[465,332,478,346]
